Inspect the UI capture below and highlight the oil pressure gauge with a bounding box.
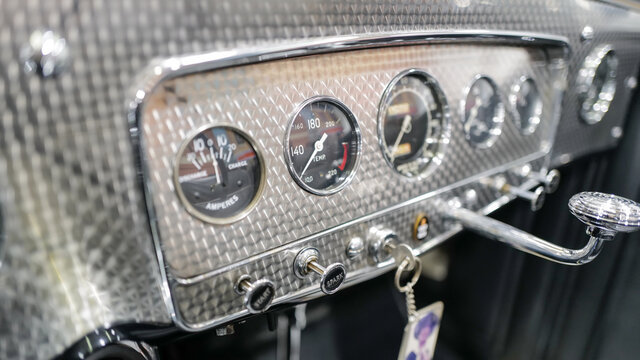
[284,97,361,195]
[510,76,543,135]
[174,125,265,224]
[462,75,505,149]
[378,69,451,177]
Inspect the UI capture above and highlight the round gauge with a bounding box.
[509,76,543,135]
[577,45,618,125]
[462,75,505,149]
[284,97,361,195]
[378,70,451,177]
[173,125,265,224]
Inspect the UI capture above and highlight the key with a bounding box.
[394,249,444,360]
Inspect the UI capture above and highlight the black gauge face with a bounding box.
[379,71,450,177]
[510,77,543,135]
[462,76,505,148]
[174,125,264,224]
[579,47,618,124]
[285,98,361,195]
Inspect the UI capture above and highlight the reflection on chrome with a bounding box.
[441,192,640,265]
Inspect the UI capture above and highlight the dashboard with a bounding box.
[1,1,640,359]
[134,33,569,330]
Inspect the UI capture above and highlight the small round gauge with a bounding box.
[173,125,265,224]
[284,97,361,195]
[577,45,618,125]
[378,69,451,177]
[462,75,505,149]
[509,76,543,135]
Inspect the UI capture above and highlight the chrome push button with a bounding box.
[235,275,276,314]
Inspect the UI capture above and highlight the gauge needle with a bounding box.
[389,115,412,162]
[465,97,483,135]
[300,132,328,177]
[210,147,221,185]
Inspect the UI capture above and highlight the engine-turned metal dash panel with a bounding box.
[139,37,567,280]
[133,33,568,329]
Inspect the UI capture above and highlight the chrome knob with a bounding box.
[511,165,561,194]
[569,192,640,235]
[366,226,417,266]
[533,169,561,194]
[499,182,546,211]
[293,248,346,295]
[235,275,276,314]
[440,191,640,266]
[367,227,398,263]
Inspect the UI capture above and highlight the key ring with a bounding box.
[394,256,422,293]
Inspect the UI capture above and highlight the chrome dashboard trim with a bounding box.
[127,30,570,331]
[127,32,569,107]
[174,158,548,331]
[173,149,548,286]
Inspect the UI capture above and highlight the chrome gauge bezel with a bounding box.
[460,74,505,149]
[283,96,362,196]
[377,69,451,178]
[576,44,618,125]
[173,123,267,225]
[509,76,543,136]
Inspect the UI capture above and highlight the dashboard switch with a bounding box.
[235,275,276,314]
[367,226,398,263]
[491,176,545,211]
[512,165,561,193]
[503,184,545,211]
[293,248,346,295]
[346,236,365,259]
[531,169,561,194]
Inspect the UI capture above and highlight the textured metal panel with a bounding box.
[138,40,566,329]
[551,36,640,165]
[171,173,546,328]
[143,43,563,279]
[0,0,638,358]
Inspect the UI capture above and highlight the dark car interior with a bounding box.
[2,1,640,359]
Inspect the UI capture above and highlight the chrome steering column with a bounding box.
[441,192,640,265]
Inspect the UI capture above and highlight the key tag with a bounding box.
[395,254,444,360]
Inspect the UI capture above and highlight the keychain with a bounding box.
[392,245,444,360]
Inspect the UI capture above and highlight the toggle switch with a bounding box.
[531,169,561,194]
[235,275,276,314]
[490,176,545,211]
[512,164,561,194]
[501,183,546,211]
[293,248,346,295]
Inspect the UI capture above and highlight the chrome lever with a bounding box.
[440,192,640,265]
[487,176,545,211]
[511,164,561,194]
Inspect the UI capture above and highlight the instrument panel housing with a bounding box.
[132,33,569,329]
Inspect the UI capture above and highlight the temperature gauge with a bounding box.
[173,125,265,224]
[284,97,361,195]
